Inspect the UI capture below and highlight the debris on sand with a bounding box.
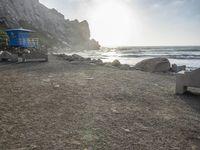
[53,84,60,88]
[122,127,131,133]
[42,78,51,82]
[86,77,94,80]
[111,107,119,113]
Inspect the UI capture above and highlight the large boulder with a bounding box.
[135,57,170,72]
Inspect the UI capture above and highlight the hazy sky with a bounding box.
[39,0,200,46]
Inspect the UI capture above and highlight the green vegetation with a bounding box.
[0,24,8,47]
[0,23,7,31]
[19,20,58,47]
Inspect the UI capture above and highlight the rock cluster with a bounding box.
[171,64,186,73]
[63,54,86,62]
[59,55,187,73]
[60,54,103,64]
[58,54,132,70]
[0,51,18,62]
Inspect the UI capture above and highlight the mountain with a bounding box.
[0,0,100,50]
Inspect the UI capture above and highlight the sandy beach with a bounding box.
[0,55,200,150]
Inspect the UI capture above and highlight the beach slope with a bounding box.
[0,55,200,150]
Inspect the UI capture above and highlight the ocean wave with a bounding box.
[120,54,200,59]
[117,47,200,54]
[117,46,200,50]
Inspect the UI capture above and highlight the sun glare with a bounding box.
[88,1,140,46]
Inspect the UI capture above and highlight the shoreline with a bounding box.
[52,46,200,70]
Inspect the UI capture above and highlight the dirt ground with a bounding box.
[0,55,200,150]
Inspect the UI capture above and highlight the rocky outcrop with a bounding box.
[135,58,171,73]
[58,54,103,65]
[0,0,100,50]
[57,54,132,69]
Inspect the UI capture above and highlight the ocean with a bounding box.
[65,46,200,70]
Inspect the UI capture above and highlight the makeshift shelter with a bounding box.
[6,28,39,48]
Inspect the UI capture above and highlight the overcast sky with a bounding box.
[39,0,200,46]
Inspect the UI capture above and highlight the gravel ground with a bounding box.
[0,55,200,150]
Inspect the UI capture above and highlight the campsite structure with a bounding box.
[6,28,39,48]
[0,28,48,62]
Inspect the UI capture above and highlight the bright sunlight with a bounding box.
[88,1,140,46]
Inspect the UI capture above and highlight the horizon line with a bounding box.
[101,45,200,48]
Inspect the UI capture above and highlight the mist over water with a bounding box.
[64,46,200,70]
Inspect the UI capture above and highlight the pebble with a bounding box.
[42,78,51,82]
[54,84,60,88]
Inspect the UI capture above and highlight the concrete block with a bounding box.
[176,68,200,94]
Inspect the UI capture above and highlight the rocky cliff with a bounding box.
[0,0,100,50]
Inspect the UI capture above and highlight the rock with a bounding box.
[111,107,119,113]
[71,54,85,61]
[63,54,85,62]
[120,64,130,70]
[171,64,186,73]
[111,59,121,67]
[69,61,82,65]
[63,55,73,61]
[85,58,92,62]
[70,140,81,145]
[30,144,38,149]
[122,128,131,133]
[91,59,103,65]
[88,39,101,50]
[0,51,18,62]
[84,147,93,150]
[104,63,114,68]
[97,59,103,64]
[42,78,51,82]
[135,57,170,72]
[61,54,103,64]
[86,77,94,80]
[54,84,60,88]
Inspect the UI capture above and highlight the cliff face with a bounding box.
[0,0,100,50]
